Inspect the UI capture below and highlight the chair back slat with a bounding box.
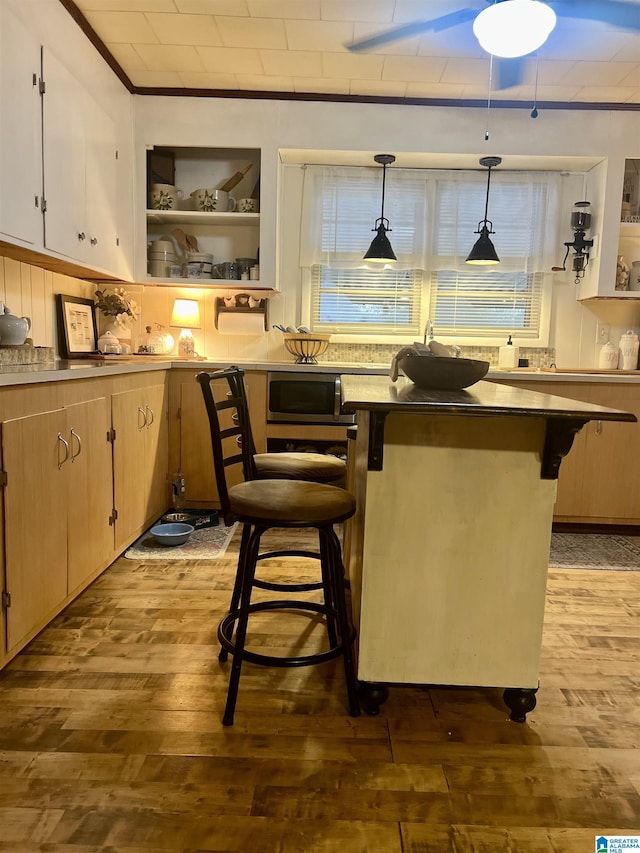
[196,367,258,520]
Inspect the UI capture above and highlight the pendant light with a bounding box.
[465,156,502,266]
[364,153,397,263]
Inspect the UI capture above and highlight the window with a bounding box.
[299,164,560,342]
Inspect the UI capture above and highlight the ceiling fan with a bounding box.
[346,0,640,91]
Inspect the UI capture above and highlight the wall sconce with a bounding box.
[465,156,502,265]
[364,153,397,263]
[552,201,594,282]
[170,298,201,358]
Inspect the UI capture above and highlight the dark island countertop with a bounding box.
[340,374,637,423]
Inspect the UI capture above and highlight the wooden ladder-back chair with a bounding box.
[196,367,360,726]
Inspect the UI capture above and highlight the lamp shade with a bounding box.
[364,224,397,263]
[473,0,556,58]
[465,226,500,265]
[170,298,201,329]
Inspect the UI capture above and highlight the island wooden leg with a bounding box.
[358,682,389,715]
[503,686,538,722]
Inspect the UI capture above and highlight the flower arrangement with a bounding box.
[94,287,140,329]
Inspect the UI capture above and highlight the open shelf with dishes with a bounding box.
[143,146,262,287]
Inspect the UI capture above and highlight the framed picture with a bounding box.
[56,295,98,358]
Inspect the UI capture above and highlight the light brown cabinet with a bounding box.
[112,382,168,551]
[497,380,640,524]
[1,396,113,654]
[168,369,267,507]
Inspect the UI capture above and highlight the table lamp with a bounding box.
[170,298,201,358]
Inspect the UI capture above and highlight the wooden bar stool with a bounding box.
[197,367,361,726]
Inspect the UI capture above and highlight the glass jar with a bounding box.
[570,201,591,231]
[135,325,165,354]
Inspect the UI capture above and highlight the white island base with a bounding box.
[350,413,555,694]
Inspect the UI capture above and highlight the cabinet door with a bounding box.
[1,409,67,653]
[180,381,217,503]
[111,387,149,551]
[143,383,169,524]
[84,94,121,274]
[577,385,640,521]
[0,4,43,245]
[65,398,114,593]
[41,48,86,261]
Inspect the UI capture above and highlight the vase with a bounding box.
[98,315,132,346]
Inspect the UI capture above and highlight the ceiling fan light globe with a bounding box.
[473,0,556,58]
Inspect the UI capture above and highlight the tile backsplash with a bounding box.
[323,343,556,368]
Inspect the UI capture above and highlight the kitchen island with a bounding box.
[341,374,636,721]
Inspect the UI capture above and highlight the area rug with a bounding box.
[549,533,640,570]
[125,522,237,561]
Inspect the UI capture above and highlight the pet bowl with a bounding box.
[150,522,195,546]
[398,354,490,390]
[283,333,331,364]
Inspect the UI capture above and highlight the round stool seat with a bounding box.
[254,452,345,483]
[229,479,355,525]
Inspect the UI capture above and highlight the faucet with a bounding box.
[423,319,434,346]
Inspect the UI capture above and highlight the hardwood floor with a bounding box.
[0,526,639,852]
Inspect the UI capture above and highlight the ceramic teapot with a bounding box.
[0,303,31,346]
[97,331,122,354]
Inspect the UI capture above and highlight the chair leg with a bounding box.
[219,523,251,663]
[222,524,263,726]
[318,529,338,649]
[322,526,361,717]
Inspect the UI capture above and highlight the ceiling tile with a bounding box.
[560,61,639,86]
[215,16,287,48]
[248,0,320,19]
[178,71,240,88]
[285,20,354,51]
[260,49,323,77]
[620,65,640,86]
[321,1,394,23]
[350,24,421,55]
[293,76,351,94]
[106,43,149,71]
[78,0,176,9]
[405,81,466,98]
[196,46,264,74]
[440,57,490,84]
[128,69,186,86]
[382,55,447,83]
[574,85,640,103]
[235,74,294,90]
[145,13,222,45]
[177,1,249,12]
[322,52,384,79]
[350,78,408,97]
[134,43,206,71]
[82,10,159,43]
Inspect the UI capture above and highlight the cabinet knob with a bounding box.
[78,231,86,241]
[90,237,98,246]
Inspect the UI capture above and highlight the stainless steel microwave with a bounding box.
[267,372,355,425]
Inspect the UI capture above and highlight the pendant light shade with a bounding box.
[364,153,397,263]
[472,0,556,58]
[465,156,502,266]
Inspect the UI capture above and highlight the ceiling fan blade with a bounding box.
[494,56,527,90]
[346,8,478,52]
[552,0,640,31]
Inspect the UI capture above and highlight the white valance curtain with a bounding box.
[299,164,560,274]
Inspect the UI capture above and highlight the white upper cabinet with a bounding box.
[0,0,132,281]
[0,4,42,245]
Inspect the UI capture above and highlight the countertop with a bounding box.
[2,357,640,388]
[340,374,637,423]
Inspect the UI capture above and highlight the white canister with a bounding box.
[185,252,214,278]
[619,329,639,370]
[598,340,619,370]
[629,261,640,292]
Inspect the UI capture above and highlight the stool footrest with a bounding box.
[218,599,346,668]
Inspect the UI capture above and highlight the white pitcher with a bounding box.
[0,305,31,346]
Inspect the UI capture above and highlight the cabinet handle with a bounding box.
[78,231,86,241]
[70,428,82,462]
[137,406,147,430]
[57,433,70,468]
[145,405,155,428]
[90,237,98,246]
[594,420,602,436]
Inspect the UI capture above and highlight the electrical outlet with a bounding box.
[596,323,610,344]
